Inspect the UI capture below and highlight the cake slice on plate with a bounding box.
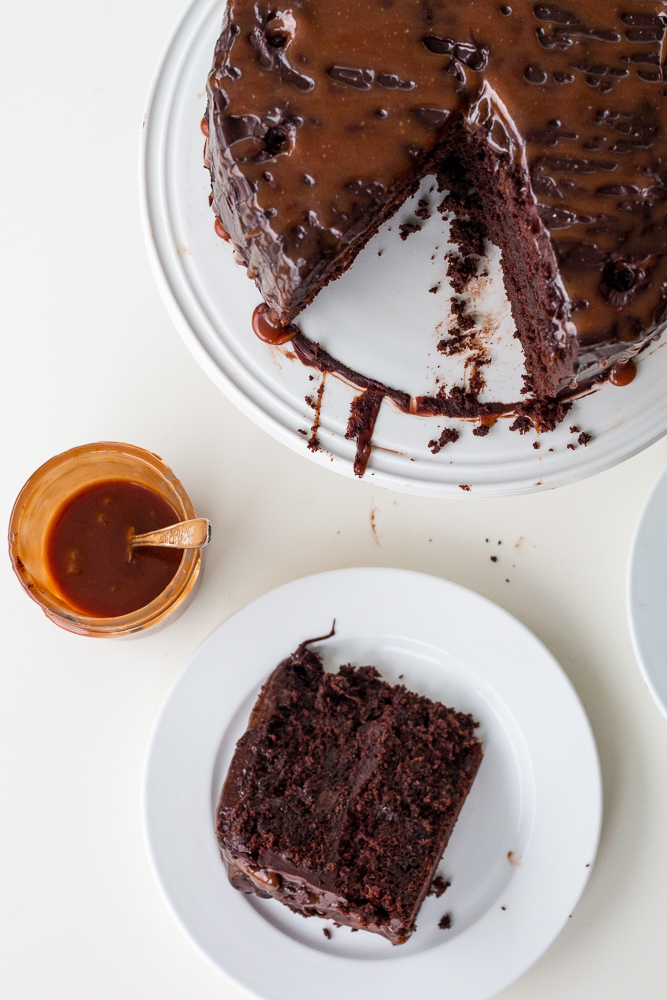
[216,634,483,943]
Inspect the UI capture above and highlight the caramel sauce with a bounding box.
[252,302,298,344]
[46,481,182,618]
[608,359,637,387]
[200,115,209,136]
[214,217,231,241]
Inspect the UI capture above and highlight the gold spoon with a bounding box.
[128,517,211,557]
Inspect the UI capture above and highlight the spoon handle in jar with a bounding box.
[130,518,211,549]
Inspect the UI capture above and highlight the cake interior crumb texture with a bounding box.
[216,639,483,944]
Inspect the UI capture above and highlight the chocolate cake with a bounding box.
[216,634,483,944]
[204,0,667,400]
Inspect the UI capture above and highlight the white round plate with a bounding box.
[143,568,601,1000]
[140,0,667,498]
[628,463,667,720]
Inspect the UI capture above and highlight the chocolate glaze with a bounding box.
[216,638,483,944]
[205,0,667,398]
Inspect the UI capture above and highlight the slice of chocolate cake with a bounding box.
[204,0,667,400]
[216,635,483,944]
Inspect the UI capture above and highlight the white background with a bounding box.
[2,2,667,998]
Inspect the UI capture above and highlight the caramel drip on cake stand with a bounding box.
[608,360,637,387]
[252,303,298,344]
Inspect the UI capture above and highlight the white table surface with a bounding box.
[3,3,667,997]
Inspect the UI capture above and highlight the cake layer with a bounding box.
[205,0,667,396]
[216,638,483,943]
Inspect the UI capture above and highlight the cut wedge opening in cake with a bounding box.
[204,0,667,411]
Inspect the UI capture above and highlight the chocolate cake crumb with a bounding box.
[509,415,532,435]
[569,425,581,434]
[509,398,573,434]
[490,555,498,562]
[428,875,451,898]
[429,285,440,294]
[399,221,421,240]
[323,928,332,940]
[428,427,460,454]
[578,432,592,446]
[473,424,490,437]
[501,906,506,911]
[532,441,539,449]
[438,913,452,930]
[567,443,576,450]
[415,197,432,221]
[459,484,471,492]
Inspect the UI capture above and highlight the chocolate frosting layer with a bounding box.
[205,0,667,392]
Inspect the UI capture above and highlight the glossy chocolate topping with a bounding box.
[205,1,667,394]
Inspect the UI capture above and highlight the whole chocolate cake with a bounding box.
[204,0,667,400]
[216,635,483,944]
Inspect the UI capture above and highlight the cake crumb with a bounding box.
[428,427,460,454]
[399,221,422,240]
[490,555,498,562]
[415,197,432,221]
[459,484,471,492]
[429,284,440,294]
[438,913,452,930]
[428,875,451,898]
[323,928,332,940]
[567,443,576,450]
[532,441,540,449]
[473,423,490,437]
[501,906,506,911]
[297,428,307,436]
[578,432,592,446]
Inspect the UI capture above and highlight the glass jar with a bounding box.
[8,441,202,637]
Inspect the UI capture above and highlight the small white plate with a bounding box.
[143,568,601,1000]
[140,0,667,498]
[628,464,667,720]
